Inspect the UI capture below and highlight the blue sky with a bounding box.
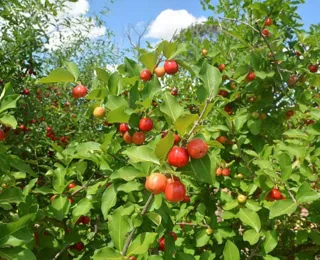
[88,0,320,49]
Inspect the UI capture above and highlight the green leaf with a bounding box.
[278,153,292,180]
[50,196,70,221]
[124,58,140,77]
[127,232,157,256]
[269,200,297,219]
[223,240,240,260]
[163,40,179,59]
[35,68,75,84]
[108,209,131,251]
[95,68,110,83]
[85,88,108,100]
[195,230,210,247]
[168,43,187,59]
[0,114,17,129]
[107,106,133,123]
[238,208,261,232]
[296,182,320,203]
[65,61,80,82]
[174,113,199,136]
[141,76,161,100]
[247,119,261,135]
[92,247,124,260]
[72,198,92,217]
[101,184,117,220]
[0,213,36,247]
[243,229,261,245]
[123,145,160,164]
[181,155,213,185]
[146,212,162,226]
[105,95,128,110]
[283,129,308,140]
[117,181,144,193]
[160,92,184,123]
[0,188,23,204]
[198,62,221,97]
[0,94,20,114]
[139,52,158,72]
[8,155,36,176]
[263,255,280,260]
[52,167,66,193]
[263,231,278,253]
[155,132,174,159]
[0,247,36,260]
[110,166,147,181]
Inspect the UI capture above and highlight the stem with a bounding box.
[175,222,208,228]
[52,243,70,260]
[218,17,260,33]
[70,176,105,197]
[121,193,154,256]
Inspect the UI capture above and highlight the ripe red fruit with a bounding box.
[129,257,137,260]
[183,195,190,202]
[164,60,179,75]
[132,132,145,145]
[308,64,318,73]
[167,176,180,184]
[219,90,228,97]
[154,67,165,78]
[187,138,208,159]
[171,87,178,96]
[224,105,232,114]
[158,232,178,251]
[119,123,129,133]
[218,64,226,72]
[262,29,270,37]
[0,129,5,141]
[46,126,52,132]
[73,242,84,251]
[174,134,180,145]
[140,69,152,81]
[269,188,282,200]
[139,118,153,132]
[145,173,167,195]
[286,110,294,118]
[167,146,189,168]
[295,51,301,56]
[165,181,186,202]
[216,167,223,176]
[288,75,297,86]
[123,131,132,144]
[93,107,105,118]
[246,72,256,81]
[23,88,30,95]
[72,84,88,98]
[81,216,90,225]
[68,183,76,189]
[222,168,231,176]
[216,136,227,144]
[264,18,273,26]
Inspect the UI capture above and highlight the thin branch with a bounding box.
[70,176,105,197]
[218,17,260,33]
[175,222,208,228]
[52,243,70,260]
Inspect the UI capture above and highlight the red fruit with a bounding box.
[132,132,145,145]
[288,75,297,86]
[46,126,52,132]
[187,138,208,159]
[262,29,270,37]
[308,64,318,73]
[174,134,180,145]
[119,123,129,133]
[165,181,186,202]
[68,197,74,203]
[34,233,39,247]
[145,173,167,195]
[183,195,190,202]
[222,168,231,176]
[216,136,227,144]
[139,118,153,132]
[77,216,84,224]
[73,242,84,251]
[68,183,76,189]
[249,96,255,102]
[93,107,105,118]
[171,87,178,96]
[167,146,189,168]
[140,69,152,81]
[264,18,273,26]
[23,88,30,95]
[219,90,228,97]
[218,64,226,72]
[269,188,282,200]
[164,60,179,75]
[129,257,137,260]
[167,176,180,184]
[286,110,294,118]
[295,51,301,56]
[154,67,165,78]
[224,105,232,114]
[123,131,132,144]
[246,72,256,81]
[72,84,88,98]
[158,232,177,251]
[216,167,223,176]
[65,101,71,107]
[0,129,5,141]
[81,216,90,225]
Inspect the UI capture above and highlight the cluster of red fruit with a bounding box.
[119,117,153,145]
[76,215,90,225]
[145,173,187,203]
[215,167,231,177]
[139,60,179,81]
[46,126,70,145]
[266,187,285,201]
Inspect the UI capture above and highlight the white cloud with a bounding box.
[145,9,207,40]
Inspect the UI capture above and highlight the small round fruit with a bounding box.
[81,216,90,225]
[129,257,137,260]
[286,110,294,118]
[288,75,297,86]
[123,131,132,144]
[308,64,318,73]
[167,146,189,168]
[73,242,84,251]
[236,173,244,179]
[246,72,255,81]
[183,195,190,202]
[72,84,88,98]
[50,195,57,202]
[264,17,273,26]
[154,67,165,78]
[219,90,228,97]
[139,118,153,132]
[0,129,5,141]
[222,168,231,176]
[171,87,178,96]
[202,48,208,56]
[145,173,167,195]
[218,64,226,72]
[165,181,186,202]
[158,237,165,251]
[216,136,227,144]
[174,134,180,145]
[270,188,282,200]
[259,112,267,120]
[164,60,179,75]
[262,29,270,37]
[216,167,223,176]
[187,138,208,159]
[119,123,129,133]
[140,69,152,81]
[206,228,213,235]
[93,107,105,118]
[132,132,145,145]
[68,183,76,189]
[167,176,180,184]
[251,112,260,119]
[237,194,247,204]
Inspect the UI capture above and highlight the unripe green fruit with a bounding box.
[237,194,247,204]
[251,112,260,119]
[206,228,213,235]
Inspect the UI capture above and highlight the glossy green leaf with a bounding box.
[269,200,297,219]
[0,94,20,114]
[174,113,199,136]
[243,229,261,245]
[160,92,184,123]
[139,52,158,72]
[0,247,36,260]
[101,184,117,220]
[238,208,261,232]
[0,114,17,129]
[296,182,320,203]
[110,166,147,181]
[0,187,23,204]
[65,61,80,81]
[223,240,240,260]
[92,247,124,260]
[127,232,157,256]
[155,131,174,159]
[50,196,70,221]
[35,68,75,83]
[263,231,278,253]
[198,62,221,97]
[72,198,92,217]
[123,145,160,164]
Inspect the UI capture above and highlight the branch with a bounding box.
[218,17,260,33]
[175,222,209,228]
[121,193,154,256]
[52,243,70,260]
[247,237,264,260]
[70,176,105,197]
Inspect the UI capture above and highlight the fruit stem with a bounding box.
[52,242,71,260]
[121,193,154,256]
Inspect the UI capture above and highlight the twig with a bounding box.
[121,193,154,256]
[52,243,70,260]
[247,237,264,260]
[175,222,208,228]
[218,17,259,33]
[70,176,105,197]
